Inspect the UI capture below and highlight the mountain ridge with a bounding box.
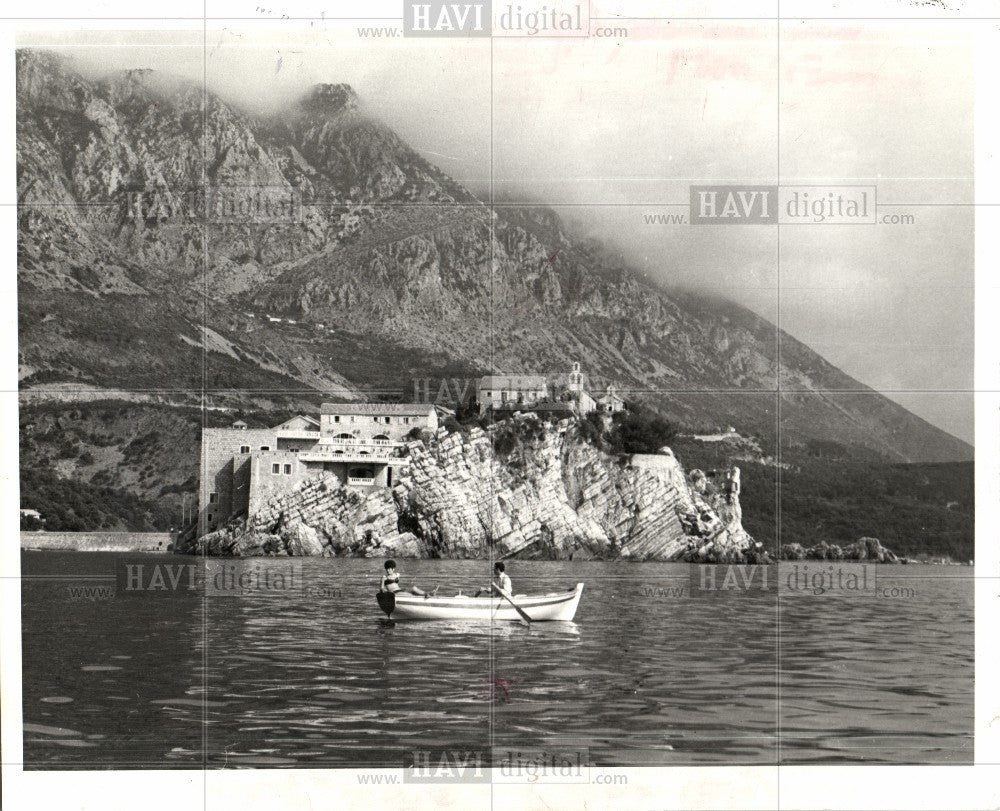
[16,48,972,465]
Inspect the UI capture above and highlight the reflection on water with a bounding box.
[21,554,972,768]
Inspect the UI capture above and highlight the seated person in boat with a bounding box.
[475,562,512,597]
[380,560,435,598]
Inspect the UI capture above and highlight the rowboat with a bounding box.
[376,583,584,622]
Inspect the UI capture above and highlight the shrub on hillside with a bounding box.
[607,405,678,455]
[493,426,518,458]
[577,411,606,448]
[20,513,44,531]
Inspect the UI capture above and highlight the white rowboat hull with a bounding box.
[384,583,584,621]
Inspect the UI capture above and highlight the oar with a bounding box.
[493,582,532,624]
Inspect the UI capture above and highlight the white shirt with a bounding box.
[496,572,512,594]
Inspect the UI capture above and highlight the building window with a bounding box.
[209,493,218,503]
[208,513,213,523]
[284,464,292,475]
[403,417,410,424]
[373,416,379,423]
[240,445,250,454]
[385,417,391,424]
[333,415,340,423]
[260,445,270,451]
[272,463,280,474]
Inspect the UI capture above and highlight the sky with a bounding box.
[26,22,975,443]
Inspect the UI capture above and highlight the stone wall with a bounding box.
[247,450,315,516]
[199,427,280,535]
[21,532,173,552]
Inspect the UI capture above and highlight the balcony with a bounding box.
[326,436,399,448]
[298,446,408,465]
[275,428,322,440]
[347,477,376,487]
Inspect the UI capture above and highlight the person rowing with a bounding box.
[475,561,512,598]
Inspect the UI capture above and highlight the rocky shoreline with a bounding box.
[176,414,914,564]
[179,416,755,560]
[777,537,901,563]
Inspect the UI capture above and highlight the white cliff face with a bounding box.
[189,416,756,560]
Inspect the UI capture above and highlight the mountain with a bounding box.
[16,48,972,476]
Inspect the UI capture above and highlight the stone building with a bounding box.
[198,403,437,536]
[477,374,549,414]
[478,363,614,417]
[596,384,627,414]
[549,362,597,414]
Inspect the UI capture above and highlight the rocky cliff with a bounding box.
[180,415,756,561]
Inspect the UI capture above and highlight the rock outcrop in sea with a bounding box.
[777,537,900,563]
[178,415,757,560]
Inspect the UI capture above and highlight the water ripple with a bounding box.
[21,554,973,768]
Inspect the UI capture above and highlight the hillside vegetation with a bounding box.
[674,437,973,560]
[19,399,974,560]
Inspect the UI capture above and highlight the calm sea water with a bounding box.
[20,552,973,768]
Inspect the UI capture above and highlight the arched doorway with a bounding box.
[348,467,375,486]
